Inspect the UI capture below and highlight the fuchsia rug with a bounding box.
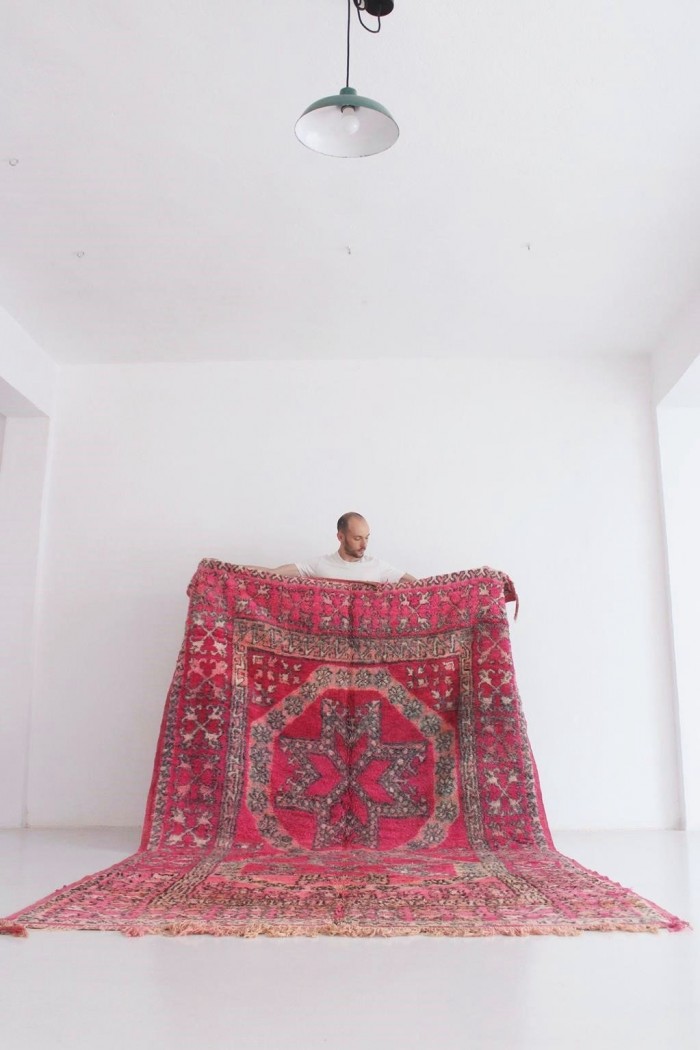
[1,561,688,937]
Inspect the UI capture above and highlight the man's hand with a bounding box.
[237,564,301,577]
[273,564,302,577]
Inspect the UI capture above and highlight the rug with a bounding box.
[0,561,688,937]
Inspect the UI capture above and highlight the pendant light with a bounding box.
[295,0,399,158]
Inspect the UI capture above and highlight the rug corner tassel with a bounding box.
[0,921,28,938]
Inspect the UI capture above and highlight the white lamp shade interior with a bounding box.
[295,96,399,158]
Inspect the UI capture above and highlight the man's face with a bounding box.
[338,517,370,560]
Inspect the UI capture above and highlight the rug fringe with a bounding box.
[118,918,686,939]
[0,922,28,938]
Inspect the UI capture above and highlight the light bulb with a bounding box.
[340,105,360,135]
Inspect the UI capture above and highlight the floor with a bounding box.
[0,829,697,1050]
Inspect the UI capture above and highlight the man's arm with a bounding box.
[364,572,417,588]
[274,564,302,577]
[237,563,302,577]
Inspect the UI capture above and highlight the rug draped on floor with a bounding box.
[1,561,688,937]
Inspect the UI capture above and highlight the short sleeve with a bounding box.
[295,561,315,577]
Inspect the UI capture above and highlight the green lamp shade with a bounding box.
[295,86,399,158]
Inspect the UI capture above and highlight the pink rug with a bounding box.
[1,562,688,937]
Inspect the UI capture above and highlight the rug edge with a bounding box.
[2,916,689,939]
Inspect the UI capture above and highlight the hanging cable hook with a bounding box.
[354,0,394,34]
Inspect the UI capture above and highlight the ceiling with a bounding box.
[2,1,700,364]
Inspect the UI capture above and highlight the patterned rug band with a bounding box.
[1,562,688,937]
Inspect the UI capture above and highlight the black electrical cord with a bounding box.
[354,0,382,34]
[346,0,352,87]
[346,0,383,90]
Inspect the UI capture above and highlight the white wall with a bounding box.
[0,311,55,827]
[653,292,700,828]
[0,307,56,416]
[657,405,700,829]
[0,417,50,826]
[25,356,680,830]
[652,290,700,404]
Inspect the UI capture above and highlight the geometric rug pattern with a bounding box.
[1,561,688,937]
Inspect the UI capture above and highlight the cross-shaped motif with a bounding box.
[276,699,428,848]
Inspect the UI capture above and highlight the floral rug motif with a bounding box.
[1,561,688,937]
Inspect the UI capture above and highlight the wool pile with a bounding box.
[1,561,687,937]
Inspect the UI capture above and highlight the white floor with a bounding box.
[0,829,698,1050]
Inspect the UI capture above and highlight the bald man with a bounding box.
[273,512,416,583]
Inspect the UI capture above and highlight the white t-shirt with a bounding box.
[295,551,405,583]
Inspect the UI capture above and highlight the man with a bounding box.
[271,512,415,583]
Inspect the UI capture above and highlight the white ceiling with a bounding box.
[2,1,700,364]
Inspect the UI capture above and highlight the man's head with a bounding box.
[337,512,369,561]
